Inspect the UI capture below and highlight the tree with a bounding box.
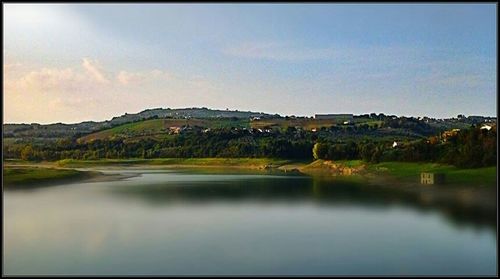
[360,142,375,162]
[312,142,328,160]
[371,146,383,163]
[20,145,34,161]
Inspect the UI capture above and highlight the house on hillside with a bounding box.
[169,126,182,134]
[481,124,492,131]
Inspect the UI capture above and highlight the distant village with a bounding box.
[4,108,496,170]
[4,108,496,142]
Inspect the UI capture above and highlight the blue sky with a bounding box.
[3,4,497,123]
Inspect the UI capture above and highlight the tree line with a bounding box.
[4,125,496,169]
[312,125,496,168]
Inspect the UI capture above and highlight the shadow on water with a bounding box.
[106,172,497,232]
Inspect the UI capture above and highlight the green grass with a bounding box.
[335,160,365,168]
[79,119,167,142]
[3,159,31,164]
[250,118,341,130]
[78,118,251,143]
[56,158,293,168]
[250,118,386,131]
[367,162,497,186]
[3,167,88,187]
[206,118,250,129]
[302,160,496,187]
[444,167,497,185]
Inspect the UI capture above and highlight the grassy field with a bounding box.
[3,159,32,164]
[82,117,338,142]
[78,117,388,142]
[296,159,496,186]
[250,118,341,130]
[56,158,293,168]
[355,120,383,127]
[3,166,89,187]
[250,117,383,131]
[367,162,497,186]
[78,118,251,143]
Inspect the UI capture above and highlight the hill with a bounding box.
[107,107,274,126]
[78,118,251,143]
[77,115,459,144]
[4,108,495,146]
[3,107,275,141]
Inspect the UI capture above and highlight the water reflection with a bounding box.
[4,169,497,276]
[106,171,496,232]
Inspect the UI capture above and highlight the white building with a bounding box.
[481,125,492,131]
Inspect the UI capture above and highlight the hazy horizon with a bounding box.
[3,4,497,124]
[3,105,497,125]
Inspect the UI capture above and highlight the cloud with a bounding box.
[6,66,100,94]
[116,71,142,85]
[3,59,113,123]
[82,58,109,83]
[3,59,224,123]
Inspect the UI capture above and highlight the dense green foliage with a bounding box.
[4,117,496,169]
[4,128,313,161]
[313,126,496,168]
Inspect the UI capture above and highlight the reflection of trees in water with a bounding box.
[108,176,496,231]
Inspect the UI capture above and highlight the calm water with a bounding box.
[3,169,497,276]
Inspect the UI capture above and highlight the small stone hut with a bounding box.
[420,172,446,185]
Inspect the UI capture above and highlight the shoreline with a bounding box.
[4,160,496,233]
[3,165,140,188]
[4,158,497,185]
[4,159,496,197]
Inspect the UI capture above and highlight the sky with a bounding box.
[3,3,497,124]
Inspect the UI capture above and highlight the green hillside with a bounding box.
[250,118,383,130]
[80,116,387,143]
[78,118,250,143]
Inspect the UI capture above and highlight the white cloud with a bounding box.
[116,71,142,85]
[3,59,224,123]
[6,66,102,94]
[82,58,109,84]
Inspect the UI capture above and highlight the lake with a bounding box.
[3,168,497,276]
